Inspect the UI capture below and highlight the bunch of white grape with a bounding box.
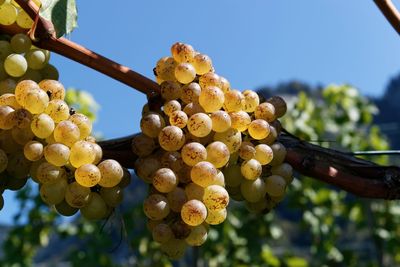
[133,42,294,258]
[0,33,131,220]
[0,0,38,29]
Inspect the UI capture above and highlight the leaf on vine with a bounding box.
[39,0,78,38]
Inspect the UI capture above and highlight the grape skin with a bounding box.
[158,126,186,152]
[206,141,230,168]
[191,161,218,188]
[152,168,178,193]
[75,163,101,187]
[181,142,207,167]
[143,194,170,220]
[97,159,123,188]
[203,184,229,211]
[44,143,70,166]
[187,113,212,138]
[180,199,207,226]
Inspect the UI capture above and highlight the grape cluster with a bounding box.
[0,0,37,29]
[134,42,294,258]
[0,33,130,220]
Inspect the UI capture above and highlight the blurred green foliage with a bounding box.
[1,84,398,267]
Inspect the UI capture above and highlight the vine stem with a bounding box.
[374,0,400,35]
[2,0,399,199]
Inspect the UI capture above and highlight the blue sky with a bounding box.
[1,0,400,224]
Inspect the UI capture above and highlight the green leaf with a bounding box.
[40,0,78,37]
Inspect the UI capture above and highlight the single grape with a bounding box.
[55,200,78,216]
[185,182,204,200]
[39,177,68,205]
[185,224,208,246]
[23,140,44,161]
[271,163,293,183]
[199,72,221,89]
[36,162,66,184]
[38,80,65,100]
[223,90,244,112]
[23,88,49,114]
[191,161,218,187]
[80,192,108,220]
[255,102,276,122]
[267,96,287,118]
[181,142,207,167]
[160,81,181,100]
[206,141,230,168]
[4,54,27,77]
[219,76,231,93]
[210,110,231,133]
[10,33,32,53]
[206,208,227,225]
[248,119,270,140]
[182,102,205,117]
[229,111,251,132]
[97,159,124,188]
[53,120,80,147]
[193,53,212,75]
[100,186,123,207]
[242,90,260,112]
[199,86,225,112]
[6,152,31,179]
[45,99,70,122]
[143,194,170,220]
[181,82,201,104]
[65,181,91,208]
[171,42,195,63]
[240,178,266,203]
[0,3,17,25]
[152,168,178,193]
[0,105,15,129]
[152,223,174,244]
[158,125,186,152]
[254,144,273,165]
[203,184,229,211]
[131,133,156,157]
[11,126,34,145]
[265,175,286,197]
[134,156,161,183]
[160,151,184,172]
[140,112,165,138]
[241,159,262,180]
[31,113,55,139]
[175,63,196,84]
[0,93,21,109]
[239,141,256,160]
[166,186,187,212]
[163,100,181,116]
[187,113,212,138]
[181,199,207,226]
[160,238,187,260]
[69,140,96,168]
[269,142,287,166]
[169,110,188,128]
[16,9,34,29]
[25,49,49,70]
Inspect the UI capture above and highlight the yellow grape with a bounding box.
[171,42,195,63]
[241,159,262,180]
[43,143,70,166]
[240,177,266,203]
[69,140,96,168]
[182,102,205,117]
[169,110,188,128]
[97,159,123,188]
[160,151,184,172]
[239,141,256,160]
[158,125,186,151]
[65,181,91,208]
[36,162,66,184]
[163,100,181,116]
[206,141,230,168]
[242,90,260,112]
[75,163,101,187]
[0,105,15,129]
[23,140,44,161]
[198,72,221,89]
[23,88,49,114]
[248,119,270,140]
[181,142,207,167]
[254,144,273,165]
[181,199,207,226]
[210,110,231,133]
[219,76,231,93]
[160,81,181,100]
[199,86,225,112]
[187,113,212,138]
[156,57,177,82]
[267,96,287,118]
[53,120,80,147]
[185,182,204,200]
[13,108,32,129]
[0,93,21,109]
[0,3,17,25]
[191,161,218,187]
[16,10,33,29]
[69,113,92,139]
[174,63,196,84]
[185,224,208,246]
[193,53,212,75]
[255,102,276,122]
[181,82,201,104]
[223,90,244,112]
[206,208,227,225]
[152,168,178,193]
[38,80,65,101]
[166,186,187,212]
[39,177,67,205]
[203,184,229,211]
[134,156,161,183]
[140,112,165,138]
[45,99,70,122]
[131,133,156,157]
[229,111,251,132]
[271,163,293,184]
